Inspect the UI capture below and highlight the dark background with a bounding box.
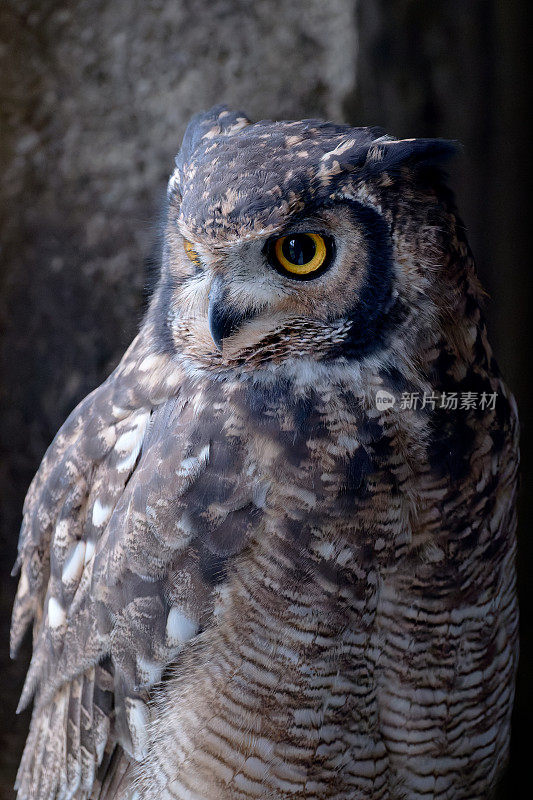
[0,1,531,797]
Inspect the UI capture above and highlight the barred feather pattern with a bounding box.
[135,366,518,800]
[11,107,518,800]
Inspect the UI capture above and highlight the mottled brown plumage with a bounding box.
[12,106,518,800]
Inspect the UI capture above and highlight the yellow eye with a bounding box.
[270,233,330,278]
[183,239,201,267]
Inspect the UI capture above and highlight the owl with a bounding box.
[11,105,519,800]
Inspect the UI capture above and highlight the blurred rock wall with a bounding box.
[1,1,530,797]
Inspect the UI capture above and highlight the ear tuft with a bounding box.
[175,105,252,171]
[169,105,252,199]
[317,133,458,187]
[366,136,459,173]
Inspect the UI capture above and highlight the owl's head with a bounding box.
[153,105,479,383]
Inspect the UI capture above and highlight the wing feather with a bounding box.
[12,329,260,799]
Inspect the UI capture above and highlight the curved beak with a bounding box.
[208,276,253,351]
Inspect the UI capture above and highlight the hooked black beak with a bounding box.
[208,276,254,351]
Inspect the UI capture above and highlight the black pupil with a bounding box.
[282,235,316,265]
